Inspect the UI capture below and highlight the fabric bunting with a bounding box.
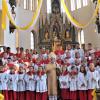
[60,0,100,28]
[2,0,43,30]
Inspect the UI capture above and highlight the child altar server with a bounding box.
[17,66,25,100]
[75,52,82,72]
[7,65,18,100]
[1,67,8,100]
[24,66,36,100]
[95,58,100,88]
[69,66,78,100]
[59,66,69,100]
[36,66,48,100]
[77,65,87,100]
[87,63,99,100]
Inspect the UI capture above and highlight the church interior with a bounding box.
[0,0,100,51]
[0,0,100,100]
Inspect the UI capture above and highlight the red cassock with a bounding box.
[8,90,17,100]
[56,59,63,65]
[36,92,48,100]
[36,71,48,100]
[17,73,25,100]
[6,71,17,100]
[25,53,32,59]
[61,89,69,100]
[0,52,5,58]
[2,90,8,100]
[17,91,25,100]
[55,50,64,55]
[60,72,69,100]
[15,53,20,58]
[26,91,35,100]
[95,51,100,58]
[25,72,36,100]
[70,91,78,100]
[43,59,50,64]
[79,90,87,100]
[69,71,78,100]
[88,89,93,100]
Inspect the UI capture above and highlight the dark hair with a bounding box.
[0,59,3,66]
[88,43,92,46]
[7,47,10,50]
[71,66,75,70]
[20,47,24,51]
[80,65,87,76]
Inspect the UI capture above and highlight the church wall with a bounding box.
[16,0,47,49]
[15,6,39,49]
[1,0,100,50]
[3,17,16,52]
[0,3,16,52]
[0,0,2,10]
[69,2,100,49]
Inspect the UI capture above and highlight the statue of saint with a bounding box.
[52,0,60,14]
[44,31,49,41]
[65,30,71,41]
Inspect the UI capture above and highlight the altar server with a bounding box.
[36,66,48,100]
[65,44,75,58]
[87,63,99,100]
[59,66,69,100]
[69,66,78,100]
[24,66,36,100]
[77,65,87,100]
[1,68,8,100]
[7,66,18,100]
[75,44,84,60]
[17,66,25,100]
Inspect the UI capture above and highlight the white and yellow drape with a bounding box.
[2,0,100,30]
[60,0,100,28]
[2,0,43,30]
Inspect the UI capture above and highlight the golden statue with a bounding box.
[45,32,49,41]
[52,36,61,51]
[44,30,49,42]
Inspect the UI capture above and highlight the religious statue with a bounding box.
[52,36,61,52]
[65,29,71,41]
[52,0,60,14]
[53,21,60,39]
[44,31,49,41]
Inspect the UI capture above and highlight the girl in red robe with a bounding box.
[69,66,78,100]
[59,66,69,100]
[36,66,48,100]
[24,66,36,100]
[17,67,25,100]
[77,65,87,100]
[7,66,18,100]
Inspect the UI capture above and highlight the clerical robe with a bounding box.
[46,63,57,96]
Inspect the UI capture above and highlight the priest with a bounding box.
[46,52,58,100]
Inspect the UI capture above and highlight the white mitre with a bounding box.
[49,52,56,59]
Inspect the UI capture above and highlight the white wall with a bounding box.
[16,6,39,49]
[0,1,1,10]
[16,0,47,49]
[0,1,16,52]
[68,1,100,49]
[3,17,16,52]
